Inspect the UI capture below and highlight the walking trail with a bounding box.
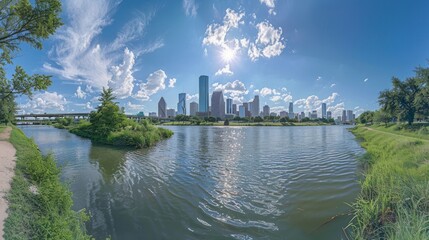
[0,127,16,240]
[364,127,429,143]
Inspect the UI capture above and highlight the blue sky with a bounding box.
[13,0,429,117]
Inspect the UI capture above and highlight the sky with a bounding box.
[12,0,429,117]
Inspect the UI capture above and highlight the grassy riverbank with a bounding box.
[4,127,90,239]
[349,125,429,239]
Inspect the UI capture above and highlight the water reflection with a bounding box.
[20,125,364,240]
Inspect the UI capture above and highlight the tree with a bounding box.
[374,110,392,126]
[357,111,375,124]
[254,116,263,122]
[379,77,425,125]
[0,0,62,123]
[90,88,126,137]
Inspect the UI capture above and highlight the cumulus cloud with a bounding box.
[249,21,285,61]
[108,48,135,99]
[254,87,280,97]
[294,93,340,114]
[43,0,162,97]
[186,93,199,102]
[75,86,87,99]
[215,64,234,76]
[168,78,176,88]
[20,91,68,113]
[127,101,145,110]
[330,83,336,88]
[364,78,369,82]
[316,76,322,81]
[135,70,167,101]
[183,0,198,17]
[260,0,276,15]
[212,80,249,102]
[203,8,245,48]
[327,102,345,118]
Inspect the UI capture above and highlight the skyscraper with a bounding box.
[211,91,225,119]
[327,111,332,119]
[167,109,176,118]
[288,102,294,119]
[342,110,347,123]
[252,95,260,117]
[239,105,245,118]
[190,101,198,116]
[243,102,250,117]
[177,93,186,115]
[232,104,237,115]
[263,105,270,117]
[158,97,166,118]
[199,75,209,113]
[226,98,233,114]
[322,103,327,119]
[347,110,354,122]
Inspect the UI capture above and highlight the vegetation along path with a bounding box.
[0,127,16,240]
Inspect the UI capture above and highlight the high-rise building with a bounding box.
[158,97,166,118]
[289,102,294,114]
[342,110,347,123]
[263,105,270,117]
[232,104,237,115]
[190,101,198,116]
[239,105,245,118]
[149,112,157,117]
[279,111,287,117]
[300,112,305,120]
[327,111,332,119]
[347,110,354,122]
[322,103,327,119]
[226,98,233,114]
[167,109,176,118]
[199,75,209,113]
[248,102,254,116]
[177,93,186,115]
[243,102,250,117]
[211,91,225,119]
[311,110,318,119]
[252,95,260,117]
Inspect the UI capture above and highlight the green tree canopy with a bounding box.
[0,0,62,123]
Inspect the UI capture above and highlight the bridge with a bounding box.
[15,113,172,125]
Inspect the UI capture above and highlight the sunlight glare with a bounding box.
[221,48,235,62]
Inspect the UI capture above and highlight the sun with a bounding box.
[221,48,235,62]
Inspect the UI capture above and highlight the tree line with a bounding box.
[358,66,429,125]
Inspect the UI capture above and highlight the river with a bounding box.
[19,125,363,240]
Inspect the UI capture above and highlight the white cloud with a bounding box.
[127,101,145,110]
[256,87,280,97]
[294,93,341,116]
[249,21,285,61]
[85,85,94,93]
[108,48,135,99]
[322,92,339,104]
[183,0,198,17]
[203,8,245,48]
[135,69,167,101]
[364,78,369,82]
[270,95,282,102]
[85,102,94,110]
[240,38,249,48]
[75,86,87,99]
[260,0,276,15]
[168,78,176,88]
[330,83,336,88]
[215,64,234,76]
[20,91,68,113]
[316,76,322,81]
[212,80,248,102]
[204,48,208,57]
[327,102,345,118]
[282,93,293,103]
[186,93,199,102]
[43,0,162,96]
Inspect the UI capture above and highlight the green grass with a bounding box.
[371,123,429,141]
[4,127,90,240]
[348,126,429,239]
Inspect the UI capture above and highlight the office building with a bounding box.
[167,109,176,118]
[226,98,233,114]
[322,103,327,119]
[300,112,305,120]
[239,105,245,118]
[158,97,166,118]
[311,110,317,119]
[211,91,225,119]
[327,111,332,119]
[199,75,209,113]
[177,93,186,115]
[263,105,270,117]
[149,112,157,117]
[270,112,277,117]
[279,111,287,117]
[252,95,260,117]
[243,102,251,117]
[248,102,253,116]
[190,101,198,116]
[232,104,237,115]
[347,110,354,122]
[342,110,347,123]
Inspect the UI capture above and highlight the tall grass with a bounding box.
[348,126,429,239]
[4,127,90,240]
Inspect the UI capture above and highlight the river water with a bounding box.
[19,125,363,240]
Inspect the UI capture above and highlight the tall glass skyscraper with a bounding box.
[199,75,209,113]
[226,98,233,114]
[177,93,186,115]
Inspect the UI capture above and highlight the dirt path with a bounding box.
[0,127,16,240]
[364,127,429,142]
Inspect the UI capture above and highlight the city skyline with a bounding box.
[11,1,429,117]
